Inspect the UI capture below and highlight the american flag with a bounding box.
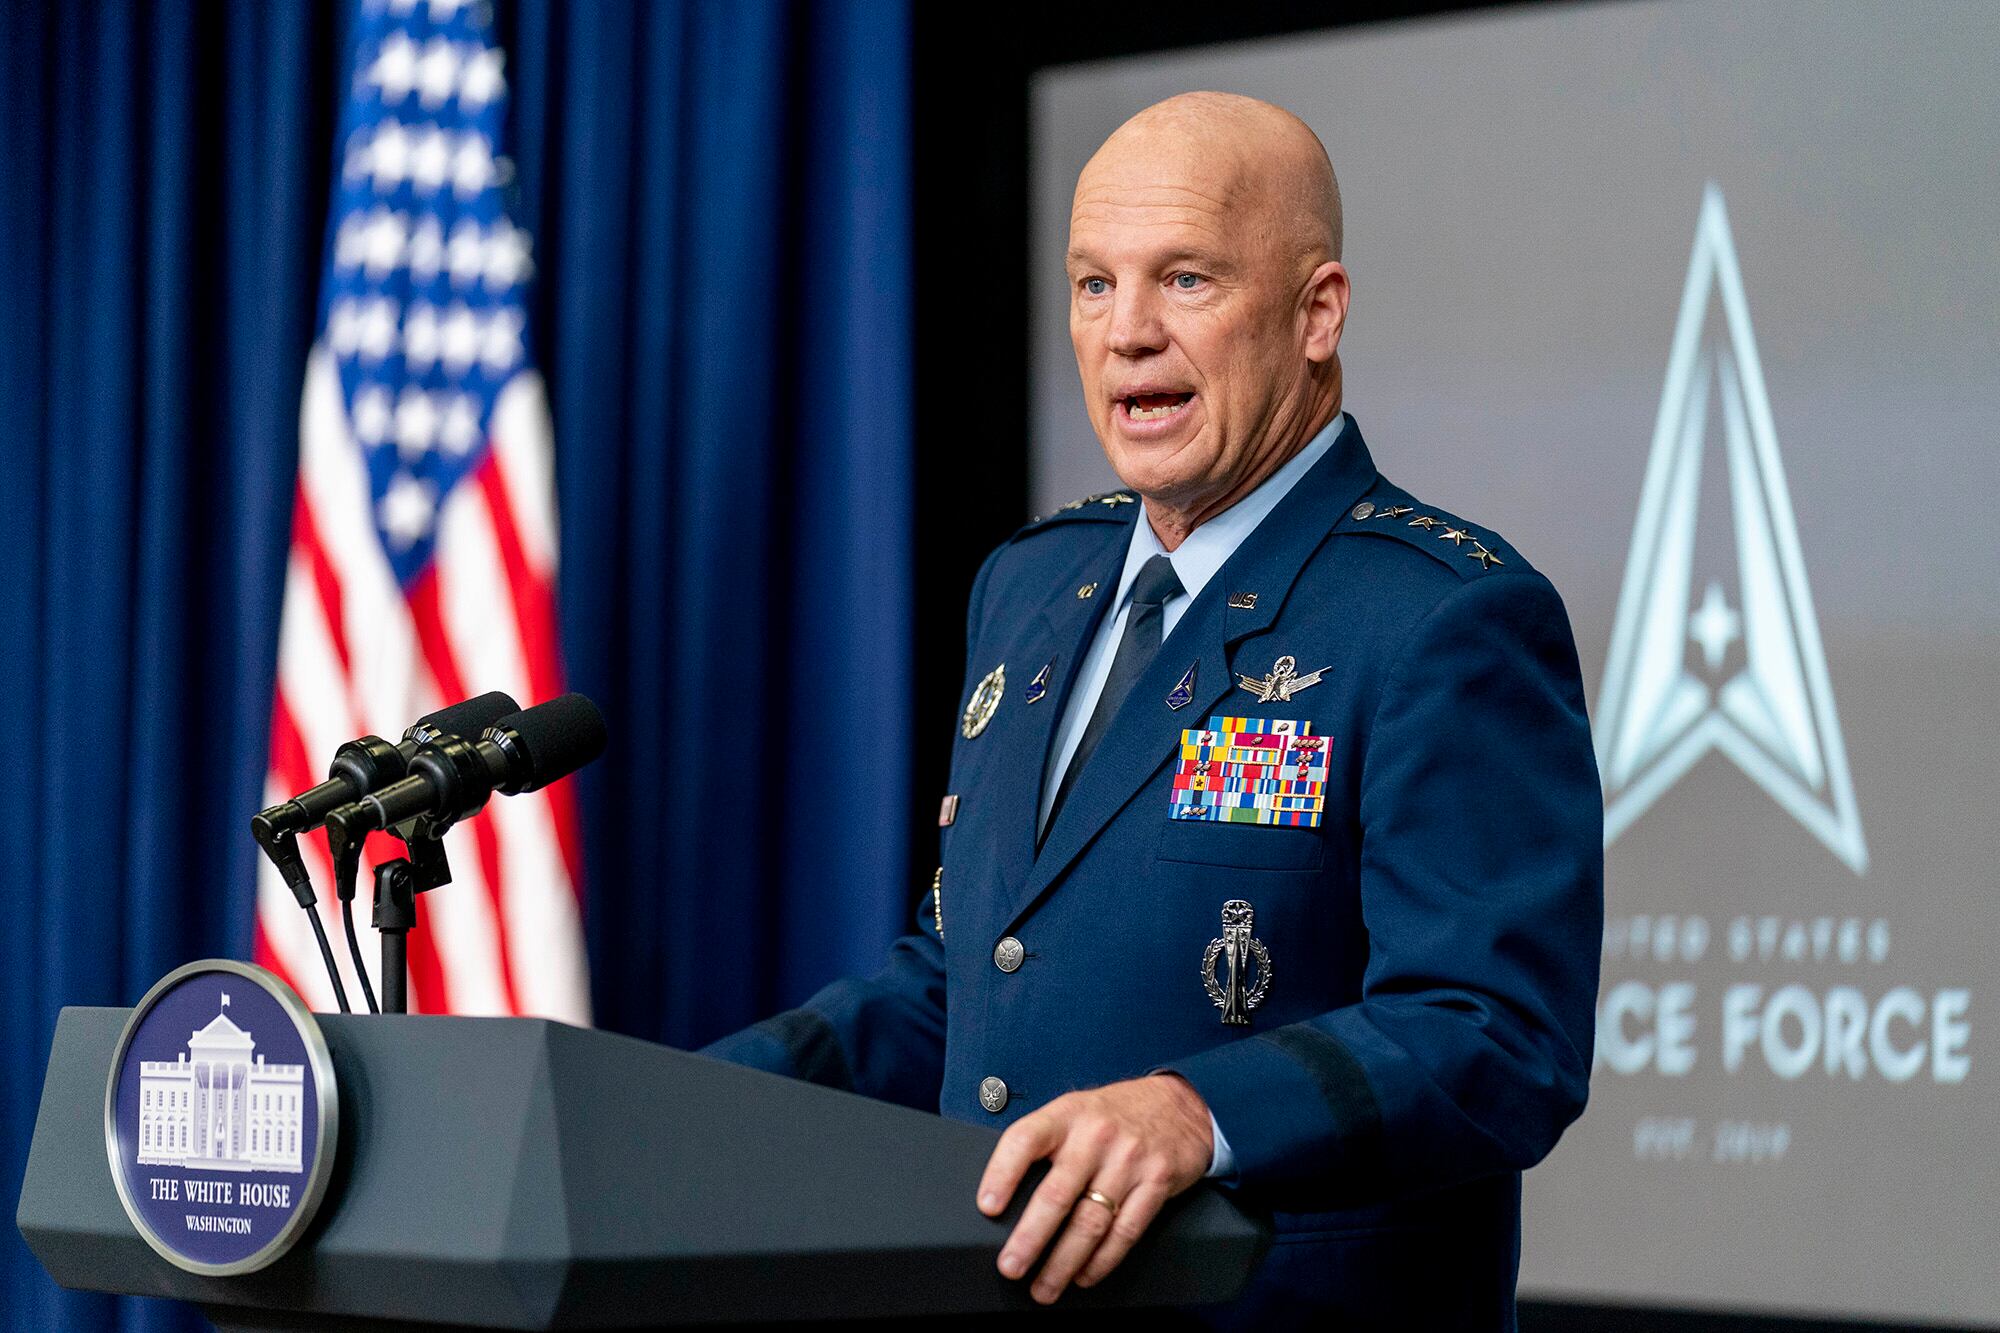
[256,0,589,1022]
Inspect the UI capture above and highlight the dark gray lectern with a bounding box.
[18,1007,1269,1329]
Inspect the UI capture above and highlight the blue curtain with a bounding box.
[0,1,913,1327]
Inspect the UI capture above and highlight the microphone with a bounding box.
[247,690,519,1019]
[251,691,522,859]
[324,693,606,844]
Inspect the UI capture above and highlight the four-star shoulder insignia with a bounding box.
[1347,498,1510,573]
[1015,491,1139,540]
[1058,491,1136,513]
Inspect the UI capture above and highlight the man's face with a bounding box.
[1066,147,1329,510]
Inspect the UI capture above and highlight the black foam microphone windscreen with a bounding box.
[487,693,607,792]
[409,690,520,745]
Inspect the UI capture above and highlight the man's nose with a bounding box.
[1105,287,1166,357]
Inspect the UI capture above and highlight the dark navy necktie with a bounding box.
[1041,553,1185,845]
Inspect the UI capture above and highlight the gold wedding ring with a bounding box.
[1081,1188,1119,1217]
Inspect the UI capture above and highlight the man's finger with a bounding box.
[1072,1177,1171,1290]
[1028,1176,1128,1304]
[996,1152,1095,1280]
[977,1110,1064,1216]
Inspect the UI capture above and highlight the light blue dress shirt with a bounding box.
[1035,412,1347,1178]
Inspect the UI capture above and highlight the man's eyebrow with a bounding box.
[1064,247,1238,275]
[1156,248,1236,275]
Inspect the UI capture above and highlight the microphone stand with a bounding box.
[370,822,453,1016]
[371,861,415,1016]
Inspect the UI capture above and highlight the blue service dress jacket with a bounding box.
[703,417,1603,1329]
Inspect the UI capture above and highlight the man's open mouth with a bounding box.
[1121,391,1196,422]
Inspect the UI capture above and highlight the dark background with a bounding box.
[0,0,1958,1328]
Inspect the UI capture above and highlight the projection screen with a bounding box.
[1029,1,1999,1324]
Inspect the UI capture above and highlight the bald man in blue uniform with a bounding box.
[704,92,1601,1328]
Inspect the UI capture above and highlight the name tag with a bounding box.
[1169,716,1329,828]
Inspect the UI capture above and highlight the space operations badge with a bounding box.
[105,959,338,1275]
[1170,716,1329,828]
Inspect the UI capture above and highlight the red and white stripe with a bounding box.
[255,346,590,1022]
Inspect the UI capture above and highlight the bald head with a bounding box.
[1077,92,1342,268]
[1064,92,1352,547]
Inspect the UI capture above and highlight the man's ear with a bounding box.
[1301,261,1350,365]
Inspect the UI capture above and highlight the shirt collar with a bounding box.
[1111,411,1348,609]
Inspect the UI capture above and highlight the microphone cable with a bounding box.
[303,902,352,1015]
[334,838,379,1014]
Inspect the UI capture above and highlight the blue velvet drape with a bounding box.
[0,2,913,1326]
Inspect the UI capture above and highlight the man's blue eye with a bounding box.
[1174,273,1202,290]
[1083,278,1108,296]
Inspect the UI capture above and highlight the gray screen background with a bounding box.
[1030,1,2000,1324]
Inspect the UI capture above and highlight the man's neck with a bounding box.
[1143,401,1343,552]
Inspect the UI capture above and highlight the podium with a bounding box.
[17,1007,1269,1329]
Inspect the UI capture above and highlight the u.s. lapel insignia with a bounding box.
[1235,654,1329,703]
[962,664,1005,738]
[1165,662,1198,711]
[1077,582,1098,599]
[1227,591,1258,610]
[1202,899,1272,1025]
[1024,661,1051,705]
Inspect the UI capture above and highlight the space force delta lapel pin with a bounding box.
[105,960,338,1275]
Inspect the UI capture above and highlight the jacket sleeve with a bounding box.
[1162,570,1603,1205]
[697,918,948,1112]
[699,546,1009,1110]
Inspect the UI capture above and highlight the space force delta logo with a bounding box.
[1596,186,1867,875]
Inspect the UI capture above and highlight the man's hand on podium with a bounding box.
[976,1072,1214,1304]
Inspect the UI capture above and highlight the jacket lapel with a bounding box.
[1001,417,1381,930]
[981,531,1128,908]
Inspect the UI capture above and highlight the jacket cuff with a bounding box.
[1162,1024,1383,1192]
[700,1008,854,1091]
[1206,1110,1237,1179]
